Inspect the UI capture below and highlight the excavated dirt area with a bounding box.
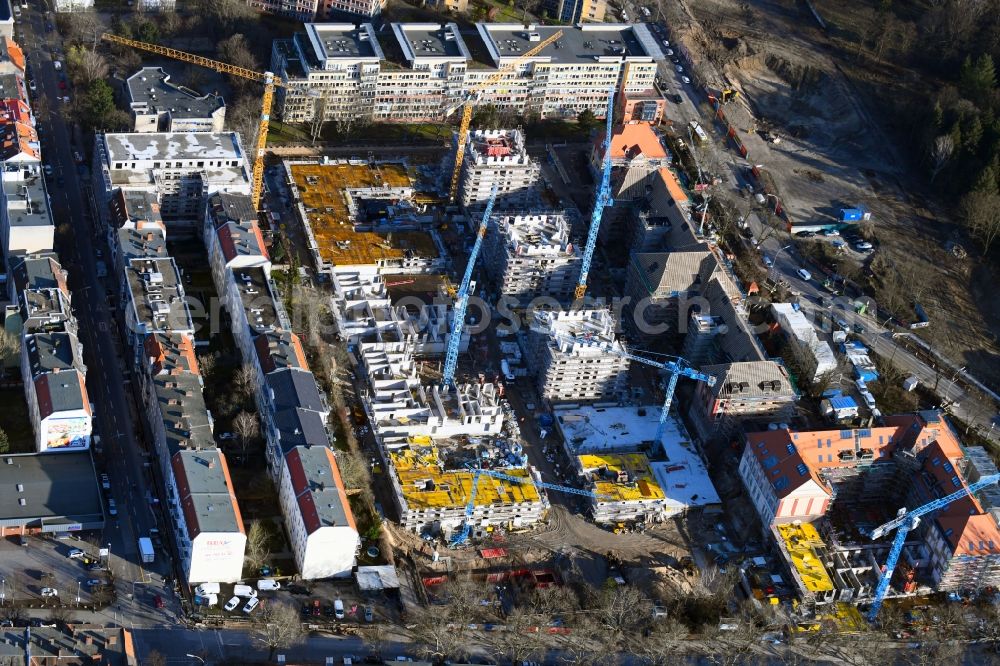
[661,0,1000,388]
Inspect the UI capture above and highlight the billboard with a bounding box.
[45,416,91,450]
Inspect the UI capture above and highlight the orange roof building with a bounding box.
[740,410,1000,593]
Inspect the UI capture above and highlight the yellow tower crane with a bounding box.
[101,33,283,211]
[446,30,563,204]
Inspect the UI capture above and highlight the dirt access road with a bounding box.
[660,0,1000,392]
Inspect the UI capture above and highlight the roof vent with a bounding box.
[16,483,23,492]
[18,498,26,506]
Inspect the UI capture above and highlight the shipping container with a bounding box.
[840,208,863,222]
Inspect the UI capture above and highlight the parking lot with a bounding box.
[0,534,113,609]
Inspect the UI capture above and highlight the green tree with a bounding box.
[959,54,996,105]
[471,104,501,129]
[577,108,597,129]
[85,80,116,130]
[136,20,159,44]
[973,158,1000,195]
[960,189,1000,253]
[0,428,9,454]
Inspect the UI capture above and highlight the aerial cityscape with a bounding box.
[0,0,999,664]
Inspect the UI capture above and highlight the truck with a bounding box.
[138,537,154,563]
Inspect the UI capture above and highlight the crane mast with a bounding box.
[442,186,497,387]
[866,472,1000,621]
[575,87,616,301]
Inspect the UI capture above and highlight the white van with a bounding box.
[256,579,281,591]
[195,583,220,596]
[233,584,258,598]
[334,598,345,619]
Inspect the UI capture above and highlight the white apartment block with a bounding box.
[1,164,53,258]
[272,22,661,123]
[93,132,251,231]
[278,445,359,579]
[136,0,176,10]
[127,68,225,134]
[483,212,580,306]
[526,309,630,403]
[459,129,540,210]
[53,0,93,11]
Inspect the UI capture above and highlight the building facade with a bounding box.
[482,212,580,306]
[459,129,540,210]
[127,68,226,134]
[273,22,661,123]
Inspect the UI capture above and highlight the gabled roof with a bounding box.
[34,370,89,419]
[884,411,964,461]
[254,330,307,374]
[656,167,688,204]
[702,361,795,401]
[171,449,244,538]
[284,445,357,534]
[266,367,325,414]
[273,407,329,455]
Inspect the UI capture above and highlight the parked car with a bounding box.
[84,579,103,588]
[675,64,684,73]
[762,255,773,267]
[364,605,373,622]
[106,499,117,516]
[100,474,110,490]
[67,548,85,560]
[681,76,691,84]
[795,230,815,238]
[87,562,103,572]
[233,584,257,598]
[796,268,812,281]
[242,597,260,614]
[334,598,345,620]
[257,579,281,591]
[855,241,873,251]
[40,588,58,597]
[822,228,840,236]
[224,596,241,612]
[153,595,164,609]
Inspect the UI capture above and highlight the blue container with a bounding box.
[840,208,863,222]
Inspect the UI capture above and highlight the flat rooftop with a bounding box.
[390,446,540,510]
[478,23,650,65]
[578,453,665,503]
[103,132,245,163]
[126,257,192,333]
[0,451,104,527]
[495,213,575,257]
[126,67,223,119]
[117,227,168,262]
[555,404,721,508]
[2,171,52,228]
[776,523,835,593]
[395,23,470,61]
[289,162,438,267]
[534,309,624,356]
[306,23,382,60]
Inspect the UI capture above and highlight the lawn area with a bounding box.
[267,121,310,146]
[0,385,35,454]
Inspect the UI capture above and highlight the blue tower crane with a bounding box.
[541,318,716,443]
[866,472,1000,621]
[442,185,498,387]
[450,466,612,547]
[574,86,617,301]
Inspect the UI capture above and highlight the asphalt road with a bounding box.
[17,4,175,622]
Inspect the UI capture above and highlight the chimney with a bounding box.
[106,634,117,646]
[207,458,216,469]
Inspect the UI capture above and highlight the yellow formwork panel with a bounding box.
[289,162,438,267]
[577,453,666,502]
[390,447,541,510]
[777,523,834,593]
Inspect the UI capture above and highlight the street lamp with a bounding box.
[769,243,792,282]
[185,655,206,665]
[76,581,81,605]
[1,578,5,606]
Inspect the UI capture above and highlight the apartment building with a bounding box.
[107,190,167,276]
[624,250,717,336]
[22,331,91,452]
[592,123,672,203]
[93,132,252,230]
[739,411,1000,598]
[459,129,540,210]
[278,445,359,579]
[692,361,796,435]
[126,68,226,134]
[248,0,383,19]
[53,0,94,11]
[122,257,194,340]
[525,309,630,403]
[273,22,661,123]
[541,0,606,23]
[482,212,580,306]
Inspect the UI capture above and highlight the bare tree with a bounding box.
[218,34,259,98]
[226,95,260,154]
[59,11,101,49]
[0,329,19,376]
[244,520,271,573]
[929,135,954,181]
[595,585,653,639]
[638,616,690,665]
[310,94,328,145]
[66,46,109,87]
[335,450,369,492]
[232,411,259,461]
[251,601,304,660]
[410,606,470,662]
[480,609,545,665]
[960,189,1000,254]
[234,363,258,401]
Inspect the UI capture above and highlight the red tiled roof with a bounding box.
[601,123,668,160]
[5,38,24,72]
